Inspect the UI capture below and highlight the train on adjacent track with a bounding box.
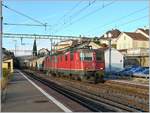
[28,47,105,83]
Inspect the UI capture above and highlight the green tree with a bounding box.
[93,37,100,45]
[32,39,37,56]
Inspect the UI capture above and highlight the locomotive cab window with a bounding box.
[96,51,104,61]
[80,52,93,61]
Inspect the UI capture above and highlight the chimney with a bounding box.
[144,26,147,30]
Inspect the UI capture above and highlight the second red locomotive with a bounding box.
[43,47,105,83]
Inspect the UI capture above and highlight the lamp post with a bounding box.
[104,32,112,77]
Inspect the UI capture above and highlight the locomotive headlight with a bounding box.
[100,67,103,70]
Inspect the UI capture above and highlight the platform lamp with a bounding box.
[104,32,112,78]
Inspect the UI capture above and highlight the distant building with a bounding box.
[124,48,149,67]
[74,41,102,49]
[38,48,49,57]
[104,48,124,72]
[17,55,34,68]
[53,38,91,53]
[53,39,78,52]
[117,32,149,50]
[2,48,14,73]
[99,29,121,48]
[2,59,14,73]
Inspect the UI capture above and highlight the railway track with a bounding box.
[51,76,149,112]
[23,70,143,112]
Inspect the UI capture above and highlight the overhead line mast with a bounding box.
[3,33,94,40]
[0,0,2,80]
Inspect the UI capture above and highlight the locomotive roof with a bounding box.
[50,47,93,56]
[50,41,105,56]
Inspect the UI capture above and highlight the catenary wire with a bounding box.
[55,0,116,33]
[85,6,148,34]
[2,3,46,26]
[53,0,96,31]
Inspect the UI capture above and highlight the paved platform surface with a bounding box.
[1,70,64,112]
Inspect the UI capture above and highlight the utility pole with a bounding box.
[50,38,52,55]
[104,32,112,78]
[0,0,3,80]
[109,36,112,75]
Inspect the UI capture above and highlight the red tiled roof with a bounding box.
[124,32,149,41]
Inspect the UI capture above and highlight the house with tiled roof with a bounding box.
[116,32,149,50]
[53,39,78,52]
[135,27,149,38]
[99,29,121,48]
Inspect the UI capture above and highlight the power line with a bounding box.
[55,0,116,33]
[2,4,46,26]
[85,6,148,34]
[69,0,97,22]
[53,0,83,27]
[54,0,97,32]
[90,15,148,36]
[117,15,148,28]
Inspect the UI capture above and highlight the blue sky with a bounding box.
[2,0,149,56]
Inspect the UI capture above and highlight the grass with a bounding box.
[132,78,149,84]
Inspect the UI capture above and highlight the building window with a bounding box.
[124,36,126,40]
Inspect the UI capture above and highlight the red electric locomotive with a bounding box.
[43,47,105,83]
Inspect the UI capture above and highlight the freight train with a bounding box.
[29,47,105,83]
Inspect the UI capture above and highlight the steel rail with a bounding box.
[23,71,141,112]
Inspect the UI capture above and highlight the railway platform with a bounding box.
[1,70,68,112]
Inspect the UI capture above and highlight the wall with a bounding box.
[99,39,109,45]
[117,33,133,50]
[2,63,8,69]
[89,42,101,49]
[2,59,13,73]
[100,38,117,45]
[124,56,149,67]
[105,48,124,72]
[133,40,149,48]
